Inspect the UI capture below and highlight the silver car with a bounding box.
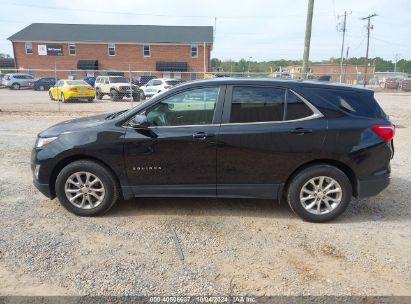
[2,73,36,90]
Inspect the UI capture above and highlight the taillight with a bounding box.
[5,76,10,80]
[371,124,395,142]
[164,85,171,89]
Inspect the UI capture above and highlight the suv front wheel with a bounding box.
[55,160,119,216]
[110,89,120,101]
[286,164,352,222]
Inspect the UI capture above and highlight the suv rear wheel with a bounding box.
[11,83,20,90]
[286,164,352,222]
[55,160,119,216]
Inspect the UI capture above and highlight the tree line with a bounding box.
[211,57,411,74]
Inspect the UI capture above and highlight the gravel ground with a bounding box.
[0,90,410,296]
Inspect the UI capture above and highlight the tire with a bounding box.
[49,91,54,101]
[87,98,94,102]
[286,164,352,223]
[132,92,140,102]
[61,93,67,103]
[55,160,119,216]
[12,83,20,90]
[110,89,119,101]
[95,89,103,100]
[39,85,45,91]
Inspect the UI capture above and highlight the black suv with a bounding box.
[31,78,394,222]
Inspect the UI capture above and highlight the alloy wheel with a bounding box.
[299,176,342,215]
[64,171,105,209]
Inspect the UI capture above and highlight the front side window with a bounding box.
[230,86,285,123]
[68,43,76,55]
[191,45,198,57]
[143,45,150,57]
[108,44,116,56]
[25,42,32,54]
[144,87,219,127]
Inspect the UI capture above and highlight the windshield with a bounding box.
[66,80,88,85]
[110,77,129,83]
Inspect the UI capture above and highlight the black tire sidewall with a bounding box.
[287,165,352,223]
[110,90,119,101]
[55,160,118,216]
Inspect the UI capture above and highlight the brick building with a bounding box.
[8,23,213,80]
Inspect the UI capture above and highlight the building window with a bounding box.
[108,44,116,56]
[68,43,76,55]
[25,42,33,55]
[143,45,150,57]
[191,45,198,58]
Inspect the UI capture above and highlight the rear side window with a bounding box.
[311,88,386,119]
[286,91,313,120]
[230,86,285,123]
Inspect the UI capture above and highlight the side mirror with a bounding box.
[129,114,149,129]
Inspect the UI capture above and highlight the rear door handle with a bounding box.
[193,132,215,139]
[290,127,313,134]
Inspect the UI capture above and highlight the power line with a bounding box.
[0,1,329,19]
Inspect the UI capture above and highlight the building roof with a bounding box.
[8,23,214,44]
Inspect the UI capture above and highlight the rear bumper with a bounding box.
[356,175,390,198]
[33,178,55,199]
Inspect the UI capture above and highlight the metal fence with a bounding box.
[0,67,409,113]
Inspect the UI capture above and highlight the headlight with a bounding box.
[36,136,58,148]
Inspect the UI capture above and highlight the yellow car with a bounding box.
[49,79,95,102]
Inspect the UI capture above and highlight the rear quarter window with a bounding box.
[310,88,387,119]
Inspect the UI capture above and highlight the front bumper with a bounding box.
[33,178,55,199]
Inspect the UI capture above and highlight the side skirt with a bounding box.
[124,184,281,200]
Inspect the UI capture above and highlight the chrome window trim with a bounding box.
[122,87,324,129]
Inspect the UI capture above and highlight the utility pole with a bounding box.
[343,46,350,83]
[302,0,314,79]
[338,11,351,83]
[394,53,400,72]
[247,56,253,77]
[361,13,378,87]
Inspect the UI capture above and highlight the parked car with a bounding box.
[2,73,35,89]
[95,76,141,101]
[29,77,56,91]
[400,78,411,91]
[132,75,156,86]
[383,78,400,89]
[48,79,95,102]
[140,78,181,99]
[82,76,96,87]
[31,78,394,222]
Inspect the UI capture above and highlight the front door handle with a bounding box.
[290,127,313,135]
[193,132,215,139]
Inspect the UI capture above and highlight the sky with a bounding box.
[0,0,410,62]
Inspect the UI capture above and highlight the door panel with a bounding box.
[216,120,327,185]
[123,85,226,197]
[124,125,219,195]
